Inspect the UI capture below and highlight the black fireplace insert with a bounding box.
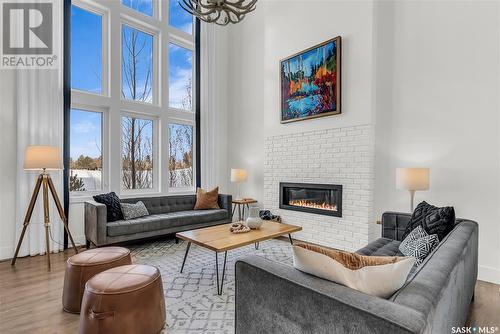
[279,182,342,217]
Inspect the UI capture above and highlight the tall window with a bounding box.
[70,0,196,198]
[122,25,153,103]
[122,116,154,190]
[71,6,102,94]
[169,123,193,188]
[70,109,102,192]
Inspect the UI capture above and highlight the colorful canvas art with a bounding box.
[280,37,341,123]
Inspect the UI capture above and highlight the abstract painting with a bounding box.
[280,36,341,123]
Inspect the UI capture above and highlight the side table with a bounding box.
[232,198,257,221]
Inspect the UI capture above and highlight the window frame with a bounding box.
[120,19,160,106]
[69,0,197,202]
[68,104,109,197]
[167,40,195,112]
[166,118,196,192]
[70,0,109,97]
[120,111,160,194]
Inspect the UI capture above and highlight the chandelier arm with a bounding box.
[226,0,257,11]
[180,0,257,25]
[192,0,220,11]
[182,2,220,20]
[223,6,247,21]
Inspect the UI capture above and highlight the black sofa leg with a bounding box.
[85,239,91,249]
[471,292,475,302]
[175,237,179,244]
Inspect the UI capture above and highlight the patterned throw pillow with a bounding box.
[93,192,123,222]
[399,226,439,266]
[402,201,455,241]
[120,201,149,220]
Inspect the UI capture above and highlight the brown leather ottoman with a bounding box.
[62,247,132,313]
[79,264,166,334]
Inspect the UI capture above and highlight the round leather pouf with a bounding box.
[62,247,132,314]
[79,264,166,334]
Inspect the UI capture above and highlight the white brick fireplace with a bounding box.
[263,124,374,251]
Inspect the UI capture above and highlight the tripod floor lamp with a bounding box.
[11,146,79,269]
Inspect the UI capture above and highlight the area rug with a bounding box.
[130,238,294,334]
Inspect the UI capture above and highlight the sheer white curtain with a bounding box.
[13,3,65,257]
[199,22,229,192]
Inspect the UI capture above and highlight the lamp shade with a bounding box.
[231,169,247,183]
[24,146,63,170]
[396,168,429,191]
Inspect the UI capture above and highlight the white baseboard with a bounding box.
[478,265,500,285]
[0,236,86,262]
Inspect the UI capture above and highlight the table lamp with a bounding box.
[231,168,247,200]
[396,168,429,212]
[11,146,78,269]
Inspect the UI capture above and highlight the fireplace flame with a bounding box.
[289,200,337,211]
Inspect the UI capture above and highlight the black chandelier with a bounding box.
[180,0,257,26]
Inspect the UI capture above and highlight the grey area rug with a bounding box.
[130,238,294,334]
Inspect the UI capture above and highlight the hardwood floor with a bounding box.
[0,247,499,334]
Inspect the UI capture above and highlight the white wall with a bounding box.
[227,0,376,202]
[0,70,18,260]
[227,0,500,283]
[373,0,500,283]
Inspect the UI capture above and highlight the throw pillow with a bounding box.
[399,225,428,252]
[194,187,220,210]
[93,192,123,222]
[402,201,455,240]
[293,243,415,298]
[120,201,149,220]
[399,229,439,266]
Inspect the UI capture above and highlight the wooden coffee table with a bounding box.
[176,221,302,294]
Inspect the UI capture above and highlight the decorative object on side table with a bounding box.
[280,36,341,123]
[231,168,247,200]
[246,207,263,229]
[396,167,430,211]
[11,146,79,269]
[260,210,281,223]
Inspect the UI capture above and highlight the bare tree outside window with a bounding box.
[122,116,154,189]
[69,109,102,192]
[121,25,154,190]
[122,25,153,103]
[169,124,193,188]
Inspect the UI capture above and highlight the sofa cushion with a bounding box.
[93,192,123,222]
[402,201,455,240]
[120,201,149,220]
[194,187,220,210]
[107,209,228,237]
[293,244,415,298]
[356,237,404,257]
[399,230,439,266]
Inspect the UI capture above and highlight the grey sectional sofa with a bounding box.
[85,194,232,247]
[235,211,478,334]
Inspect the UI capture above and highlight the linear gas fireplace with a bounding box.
[279,182,342,217]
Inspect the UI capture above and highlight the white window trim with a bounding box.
[71,0,196,199]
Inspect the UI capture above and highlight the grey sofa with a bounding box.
[235,212,478,334]
[85,194,232,247]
